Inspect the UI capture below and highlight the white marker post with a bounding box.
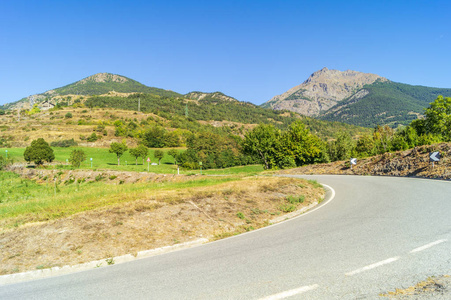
[147,157,150,172]
[5,150,7,159]
[90,157,93,168]
[350,158,357,170]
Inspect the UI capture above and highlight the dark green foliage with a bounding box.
[243,121,328,169]
[23,138,55,165]
[320,81,451,128]
[143,126,168,148]
[0,156,13,170]
[69,149,86,168]
[50,139,78,147]
[51,73,181,98]
[167,149,179,165]
[87,133,99,142]
[328,132,355,161]
[65,112,73,118]
[129,147,141,165]
[129,145,149,165]
[154,149,164,165]
[0,136,13,148]
[177,132,250,170]
[279,121,328,167]
[109,142,128,165]
[422,96,451,140]
[242,124,280,169]
[85,92,369,139]
[0,109,5,115]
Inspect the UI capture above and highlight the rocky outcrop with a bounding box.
[264,67,387,116]
[185,91,237,102]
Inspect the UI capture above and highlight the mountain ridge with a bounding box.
[262,68,451,127]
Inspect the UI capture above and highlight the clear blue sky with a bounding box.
[1,0,450,106]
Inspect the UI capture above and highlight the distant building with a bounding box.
[39,100,55,110]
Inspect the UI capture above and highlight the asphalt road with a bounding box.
[1,175,450,299]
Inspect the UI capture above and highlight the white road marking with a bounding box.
[258,284,319,300]
[345,257,400,276]
[410,239,447,253]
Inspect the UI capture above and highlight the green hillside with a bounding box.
[320,81,451,127]
[52,73,181,98]
[84,92,370,139]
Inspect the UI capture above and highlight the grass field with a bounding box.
[0,171,242,228]
[0,147,264,175]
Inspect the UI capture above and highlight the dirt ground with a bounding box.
[278,143,451,180]
[0,176,324,275]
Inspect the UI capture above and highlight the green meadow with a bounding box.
[0,147,264,175]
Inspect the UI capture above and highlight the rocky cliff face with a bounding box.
[264,67,387,116]
[76,73,129,84]
[185,91,238,102]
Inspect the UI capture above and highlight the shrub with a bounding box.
[24,138,55,165]
[286,195,305,204]
[69,149,86,168]
[236,212,246,220]
[87,133,99,142]
[65,112,73,119]
[50,139,78,147]
[0,156,13,170]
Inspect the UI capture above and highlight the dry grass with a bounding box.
[278,143,451,181]
[0,107,160,147]
[0,176,324,275]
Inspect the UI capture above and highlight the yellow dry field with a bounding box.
[0,107,160,147]
[0,176,324,275]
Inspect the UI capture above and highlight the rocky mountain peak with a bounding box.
[263,68,388,117]
[77,73,129,85]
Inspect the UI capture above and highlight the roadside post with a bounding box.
[5,150,7,159]
[429,151,440,168]
[147,157,150,172]
[90,157,93,168]
[199,161,202,175]
[350,158,357,170]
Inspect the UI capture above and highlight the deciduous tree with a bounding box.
[23,138,55,166]
[154,149,164,165]
[109,142,128,165]
[69,149,86,168]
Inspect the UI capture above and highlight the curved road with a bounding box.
[1,175,450,299]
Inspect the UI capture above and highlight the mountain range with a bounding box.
[3,69,451,129]
[263,67,451,127]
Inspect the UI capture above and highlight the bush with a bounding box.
[50,139,78,147]
[87,133,99,142]
[0,156,13,170]
[69,149,86,168]
[65,112,73,118]
[24,138,55,165]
